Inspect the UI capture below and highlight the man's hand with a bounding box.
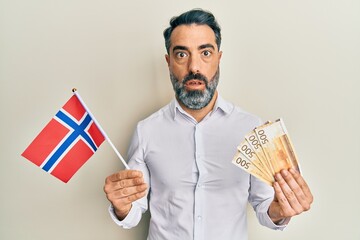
[268,168,313,224]
[104,170,148,220]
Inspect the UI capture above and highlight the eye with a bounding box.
[175,52,188,58]
[202,50,212,57]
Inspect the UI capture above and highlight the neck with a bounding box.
[178,91,218,122]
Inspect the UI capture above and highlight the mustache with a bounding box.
[182,73,208,84]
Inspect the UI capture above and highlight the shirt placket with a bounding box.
[193,123,206,240]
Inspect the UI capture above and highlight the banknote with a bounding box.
[237,139,274,182]
[244,121,274,176]
[232,118,300,185]
[255,119,300,173]
[232,151,273,186]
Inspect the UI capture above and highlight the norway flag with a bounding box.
[22,94,105,183]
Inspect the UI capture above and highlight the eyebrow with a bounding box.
[198,44,215,50]
[172,45,189,53]
[172,43,216,53]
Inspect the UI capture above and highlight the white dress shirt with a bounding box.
[109,95,287,240]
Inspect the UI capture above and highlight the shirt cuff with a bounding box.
[108,204,141,229]
[265,213,291,230]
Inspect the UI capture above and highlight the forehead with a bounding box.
[170,24,217,51]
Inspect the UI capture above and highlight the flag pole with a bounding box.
[72,88,130,170]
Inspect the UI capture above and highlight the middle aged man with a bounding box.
[104,9,313,240]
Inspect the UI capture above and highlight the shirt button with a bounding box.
[197,216,202,221]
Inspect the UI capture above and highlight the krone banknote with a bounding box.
[232,151,272,185]
[244,121,274,175]
[237,139,274,182]
[254,119,300,174]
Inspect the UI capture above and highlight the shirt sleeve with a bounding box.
[108,202,144,229]
[248,175,290,230]
[108,123,150,229]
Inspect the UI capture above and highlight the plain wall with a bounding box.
[1,0,359,239]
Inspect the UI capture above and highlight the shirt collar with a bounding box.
[170,94,233,120]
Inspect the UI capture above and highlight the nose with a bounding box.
[188,54,201,74]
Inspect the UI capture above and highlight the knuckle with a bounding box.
[283,173,292,181]
[277,178,288,187]
[291,185,301,193]
[121,188,129,196]
[105,193,114,202]
[128,170,137,178]
[105,176,111,184]
[137,191,146,198]
[127,195,135,203]
[279,210,286,218]
[119,180,126,188]
[276,176,285,184]
[133,170,142,177]
[294,208,302,215]
[137,184,146,191]
[285,191,296,200]
[135,177,143,185]
[278,196,287,204]
[303,204,311,211]
[103,183,112,194]
[103,185,108,194]
[292,172,301,180]
[292,170,300,177]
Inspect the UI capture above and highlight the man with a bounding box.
[104,9,313,240]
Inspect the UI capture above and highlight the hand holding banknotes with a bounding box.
[268,168,313,223]
[232,119,313,223]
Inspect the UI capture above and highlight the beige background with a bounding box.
[1,0,359,239]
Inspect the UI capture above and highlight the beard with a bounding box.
[170,68,220,110]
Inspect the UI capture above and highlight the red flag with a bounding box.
[22,94,105,183]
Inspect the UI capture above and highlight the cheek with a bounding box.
[170,62,188,79]
[205,62,219,79]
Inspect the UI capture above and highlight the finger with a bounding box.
[275,172,304,215]
[120,177,145,188]
[289,168,314,204]
[273,181,294,217]
[287,168,313,211]
[280,169,304,196]
[112,189,148,216]
[104,171,145,195]
[279,170,309,211]
[107,170,143,183]
[110,183,148,199]
[106,177,145,192]
[109,184,148,207]
[114,189,148,207]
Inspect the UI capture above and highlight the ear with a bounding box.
[165,54,170,67]
[218,51,223,62]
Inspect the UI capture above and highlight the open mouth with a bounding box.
[184,80,205,87]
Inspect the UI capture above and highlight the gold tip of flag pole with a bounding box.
[72,88,77,93]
